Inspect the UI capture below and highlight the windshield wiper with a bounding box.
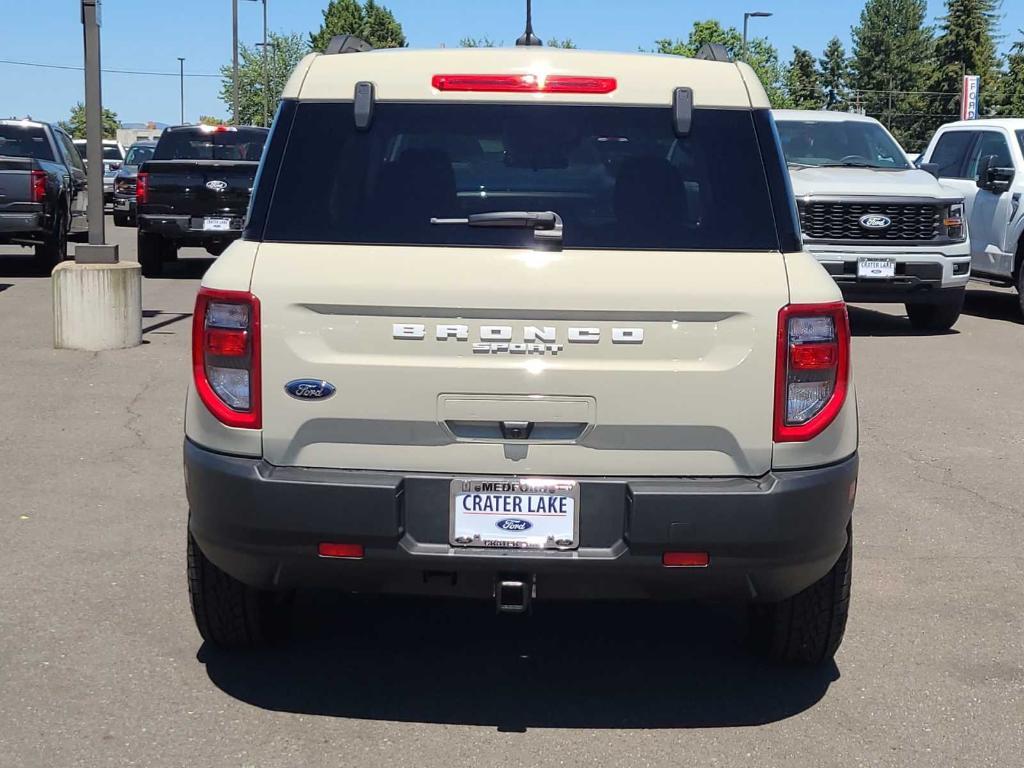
[430,210,563,248]
[815,161,889,169]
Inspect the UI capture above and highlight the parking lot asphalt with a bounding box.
[1,222,1022,767]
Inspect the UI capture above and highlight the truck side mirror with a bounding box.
[977,155,1015,193]
[975,155,993,189]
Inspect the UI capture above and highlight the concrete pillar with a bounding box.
[53,261,143,351]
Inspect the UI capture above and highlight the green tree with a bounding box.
[460,37,499,48]
[933,0,1001,116]
[309,0,406,51]
[851,0,936,147]
[655,20,789,107]
[198,115,227,126]
[819,37,851,110]
[220,32,308,126]
[546,38,577,49]
[786,47,824,109]
[995,33,1024,116]
[57,102,120,139]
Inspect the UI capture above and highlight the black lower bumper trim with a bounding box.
[185,440,858,603]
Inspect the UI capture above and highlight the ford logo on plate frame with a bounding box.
[859,214,892,230]
[284,379,337,401]
[496,518,533,532]
[206,180,228,192]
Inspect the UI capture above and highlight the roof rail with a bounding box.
[695,43,732,63]
[324,35,373,55]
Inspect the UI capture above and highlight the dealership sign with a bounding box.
[961,75,980,120]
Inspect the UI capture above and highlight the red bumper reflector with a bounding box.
[663,551,710,568]
[431,74,617,94]
[318,543,364,559]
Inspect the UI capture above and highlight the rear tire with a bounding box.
[138,231,164,278]
[749,524,852,665]
[1015,251,1024,318]
[187,530,291,649]
[33,207,67,274]
[905,288,964,332]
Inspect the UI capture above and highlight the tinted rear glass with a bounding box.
[125,145,155,165]
[154,128,268,161]
[1017,130,1024,156]
[263,102,781,251]
[776,119,910,169]
[0,125,54,161]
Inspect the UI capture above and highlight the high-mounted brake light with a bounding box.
[431,74,617,94]
[192,288,261,429]
[30,169,46,203]
[135,172,149,204]
[774,302,850,442]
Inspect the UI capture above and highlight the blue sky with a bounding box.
[2,0,1022,125]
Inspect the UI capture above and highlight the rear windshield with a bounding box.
[776,119,910,169]
[75,143,124,161]
[0,125,54,161]
[154,127,268,161]
[262,103,781,251]
[125,145,155,166]
[1017,130,1024,157]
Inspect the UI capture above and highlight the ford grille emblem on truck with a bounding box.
[392,323,645,355]
[859,214,892,230]
[497,519,532,532]
[206,180,228,192]
[284,379,336,400]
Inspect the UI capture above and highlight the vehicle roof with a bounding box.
[0,119,52,129]
[73,138,120,144]
[934,118,1024,131]
[129,140,159,147]
[162,124,268,133]
[773,109,880,124]
[284,47,769,109]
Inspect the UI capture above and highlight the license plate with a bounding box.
[450,478,579,550]
[857,258,896,279]
[114,199,130,210]
[203,217,232,232]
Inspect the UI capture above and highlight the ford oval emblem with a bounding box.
[284,379,336,400]
[859,214,892,230]
[206,180,228,192]
[496,518,532,532]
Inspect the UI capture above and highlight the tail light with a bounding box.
[135,172,149,204]
[30,170,46,203]
[192,288,261,429]
[774,302,850,442]
[432,74,617,94]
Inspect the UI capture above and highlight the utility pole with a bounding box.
[742,11,773,62]
[232,0,239,124]
[177,57,185,124]
[80,0,109,254]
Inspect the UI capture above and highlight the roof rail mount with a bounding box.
[325,35,373,55]
[695,43,732,63]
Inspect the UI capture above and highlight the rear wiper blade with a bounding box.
[431,210,563,247]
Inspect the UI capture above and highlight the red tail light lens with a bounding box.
[192,288,261,429]
[30,169,46,203]
[774,302,850,442]
[432,74,617,94]
[135,172,149,204]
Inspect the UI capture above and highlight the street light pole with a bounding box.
[260,0,268,128]
[742,11,773,62]
[80,0,107,252]
[232,0,239,124]
[177,57,185,124]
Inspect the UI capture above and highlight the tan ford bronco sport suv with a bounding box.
[184,38,859,665]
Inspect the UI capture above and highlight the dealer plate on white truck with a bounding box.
[450,478,579,550]
[857,257,896,278]
[203,217,233,232]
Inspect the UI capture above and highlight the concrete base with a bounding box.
[53,261,143,351]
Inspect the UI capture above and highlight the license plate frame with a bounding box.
[203,217,233,232]
[857,257,896,279]
[449,478,580,551]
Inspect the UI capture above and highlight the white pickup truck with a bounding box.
[775,110,970,331]
[919,119,1024,314]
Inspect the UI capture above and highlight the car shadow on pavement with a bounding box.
[847,305,959,337]
[961,287,1022,325]
[199,594,839,730]
[0,254,46,278]
[142,310,193,334]
[160,257,214,280]
[0,283,12,294]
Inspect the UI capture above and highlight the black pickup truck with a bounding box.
[136,125,268,277]
[0,120,89,271]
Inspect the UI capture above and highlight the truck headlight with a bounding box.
[943,202,965,242]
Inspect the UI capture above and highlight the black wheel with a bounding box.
[905,289,965,332]
[749,524,852,665]
[113,213,130,227]
[163,238,179,262]
[137,231,164,277]
[33,207,68,273]
[187,530,291,649]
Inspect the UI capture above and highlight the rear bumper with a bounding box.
[805,242,970,299]
[185,440,858,604]
[113,195,136,216]
[0,211,43,237]
[138,213,244,243]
